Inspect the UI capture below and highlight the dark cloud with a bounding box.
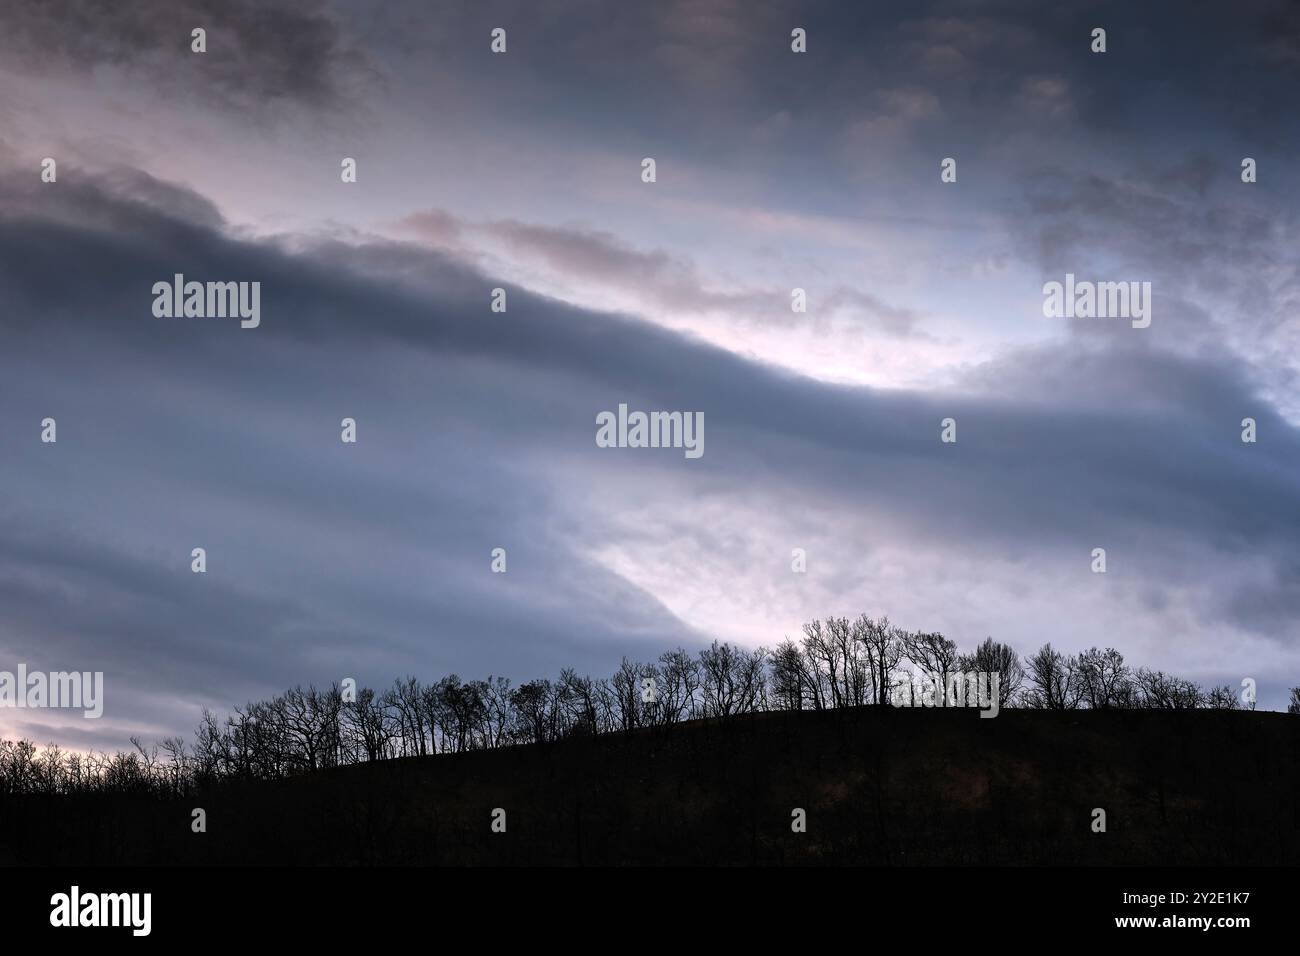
[0,0,377,114]
[1,168,1297,743]
[4,0,1300,739]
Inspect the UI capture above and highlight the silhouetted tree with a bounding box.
[854,614,904,706]
[3,614,1293,798]
[654,648,701,725]
[698,641,767,718]
[799,619,836,709]
[959,637,1026,707]
[510,680,555,744]
[1133,668,1203,709]
[610,657,645,734]
[1076,647,1133,709]
[903,631,961,706]
[1025,644,1084,709]
[558,668,603,737]
[1204,685,1242,710]
[345,687,395,761]
[770,639,812,711]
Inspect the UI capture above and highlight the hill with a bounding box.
[2,707,1296,865]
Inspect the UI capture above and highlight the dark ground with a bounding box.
[3,707,1297,865]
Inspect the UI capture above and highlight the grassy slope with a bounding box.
[3,707,1297,865]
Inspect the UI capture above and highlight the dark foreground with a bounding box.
[3,707,1297,866]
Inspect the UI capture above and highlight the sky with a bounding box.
[0,0,1298,748]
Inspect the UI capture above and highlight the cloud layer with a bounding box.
[0,164,1297,748]
[1,0,1298,746]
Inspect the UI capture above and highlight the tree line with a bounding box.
[2,614,1297,797]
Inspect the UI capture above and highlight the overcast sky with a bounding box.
[1,0,1298,748]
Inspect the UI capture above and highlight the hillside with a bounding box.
[3,707,1297,866]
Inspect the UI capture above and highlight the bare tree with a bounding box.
[558,668,601,737]
[610,657,644,734]
[827,615,871,706]
[158,736,190,794]
[903,630,961,706]
[510,679,556,744]
[1077,647,1131,709]
[1024,643,1085,709]
[698,641,767,718]
[1133,668,1203,709]
[278,685,340,769]
[480,676,515,749]
[770,639,814,711]
[654,648,701,724]
[344,687,395,761]
[959,637,1026,707]
[800,619,839,709]
[1204,685,1241,710]
[854,614,904,706]
[385,678,429,757]
[431,676,488,752]
[9,610,1290,800]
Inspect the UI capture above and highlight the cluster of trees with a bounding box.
[2,614,1297,798]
